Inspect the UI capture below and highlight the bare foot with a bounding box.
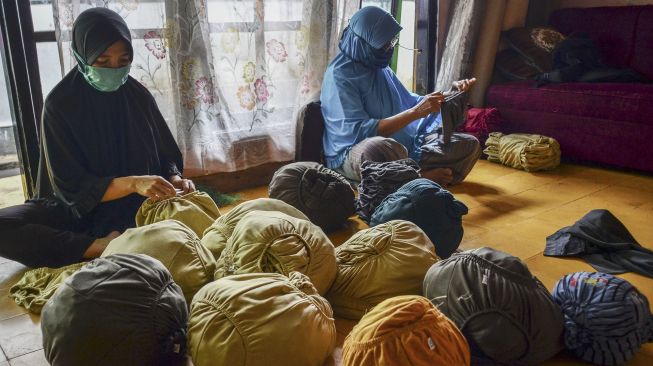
[83,231,121,259]
[421,168,454,186]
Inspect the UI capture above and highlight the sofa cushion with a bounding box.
[548,6,640,68]
[631,6,653,80]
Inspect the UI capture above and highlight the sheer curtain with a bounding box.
[435,0,486,92]
[52,0,356,176]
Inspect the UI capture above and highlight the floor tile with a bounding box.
[0,314,43,359]
[1,362,8,366]
[0,347,6,362]
[0,263,27,291]
[8,349,48,366]
[0,286,27,321]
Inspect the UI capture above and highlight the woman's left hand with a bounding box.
[169,175,196,195]
[452,77,477,92]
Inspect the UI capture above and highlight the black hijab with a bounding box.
[35,7,183,237]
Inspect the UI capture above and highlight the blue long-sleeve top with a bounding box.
[320,6,441,169]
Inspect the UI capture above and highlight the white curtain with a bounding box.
[52,0,357,176]
[435,0,486,92]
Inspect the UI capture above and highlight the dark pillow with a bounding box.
[495,49,541,80]
[504,27,566,72]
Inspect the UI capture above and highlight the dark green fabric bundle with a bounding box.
[268,162,355,231]
[41,254,188,366]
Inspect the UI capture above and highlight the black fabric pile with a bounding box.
[355,158,420,224]
[545,209,653,278]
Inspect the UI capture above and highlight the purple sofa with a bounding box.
[486,5,653,172]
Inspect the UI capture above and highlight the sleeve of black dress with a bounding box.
[148,94,184,178]
[41,103,114,218]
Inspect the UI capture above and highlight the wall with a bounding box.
[558,0,653,8]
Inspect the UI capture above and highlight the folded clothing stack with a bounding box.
[484,132,561,171]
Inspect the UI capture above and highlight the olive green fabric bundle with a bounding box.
[327,220,439,320]
[135,191,221,237]
[268,161,356,231]
[9,262,87,314]
[188,272,337,366]
[102,220,216,304]
[215,210,336,295]
[484,132,561,171]
[201,198,308,259]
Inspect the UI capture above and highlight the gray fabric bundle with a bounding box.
[355,158,420,223]
[423,247,564,365]
[419,132,481,185]
[268,161,355,231]
[41,254,188,366]
[553,272,653,366]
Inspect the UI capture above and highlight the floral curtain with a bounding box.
[52,0,357,176]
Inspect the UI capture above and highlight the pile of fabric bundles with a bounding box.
[484,132,561,171]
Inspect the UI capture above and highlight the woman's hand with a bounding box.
[169,175,196,195]
[131,175,177,200]
[451,77,477,92]
[411,92,444,119]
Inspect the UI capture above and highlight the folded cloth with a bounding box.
[545,209,653,278]
[201,198,308,259]
[136,191,221,238]
[484,132,561,171]
[423,247,564,365]
[269,161,355,231]
[188,272,336,366]
[552,272,653,366]
[327,220,439,320]
[439,90,469,145]
[370,178,468,259]
[215,210,337,295]
[356,158,421,223]
[456,107,502,146]
[41,254,188,366]
[102,220,216,304]
[342,295,470,366]
[9,262,87,314]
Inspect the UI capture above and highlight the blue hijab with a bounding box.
[320,6,441,169]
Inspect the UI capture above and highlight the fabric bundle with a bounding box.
[370,178,468,259]
[456,107,502,146]
[268,161,355,231]
[327,220,439,320]
[135,191,221,238]
[201,198,308,259]
[342,295,470,366]
[214,210,337,295]
[355,158,421,223]
[423,247,564,365]
[101,220,216,303]
[41,254,188,366]
[552,272,653,366]
[9,262,87,314]
[418,133,482,185]
[484,132,561,171]
[188,272,336,366]
[545,209,653,278]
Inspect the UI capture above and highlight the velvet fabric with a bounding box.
[487,5,653,173]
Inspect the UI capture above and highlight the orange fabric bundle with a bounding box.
[342,295,470,366]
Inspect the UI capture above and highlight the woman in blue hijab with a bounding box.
[321,6,480,185]
[0,8,194,268]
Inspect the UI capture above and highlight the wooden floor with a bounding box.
[1,159,652,365]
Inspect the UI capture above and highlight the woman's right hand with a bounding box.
[412,92,444,119]
[131,175,177,200]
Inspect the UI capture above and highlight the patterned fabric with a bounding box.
[356,158,420,224]
[52,0,358,174]
[552,272,653,366]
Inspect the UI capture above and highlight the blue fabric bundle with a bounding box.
[370,178,468,258]
[552,272,653,365]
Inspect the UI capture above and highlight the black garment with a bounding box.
[0,8,182,267]
[0,201,94,268]
[439,90,468,145]
[545,209,653,278]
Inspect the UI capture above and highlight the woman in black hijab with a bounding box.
[0,8,194,268]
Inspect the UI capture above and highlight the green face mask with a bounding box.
[73,49,131,92]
